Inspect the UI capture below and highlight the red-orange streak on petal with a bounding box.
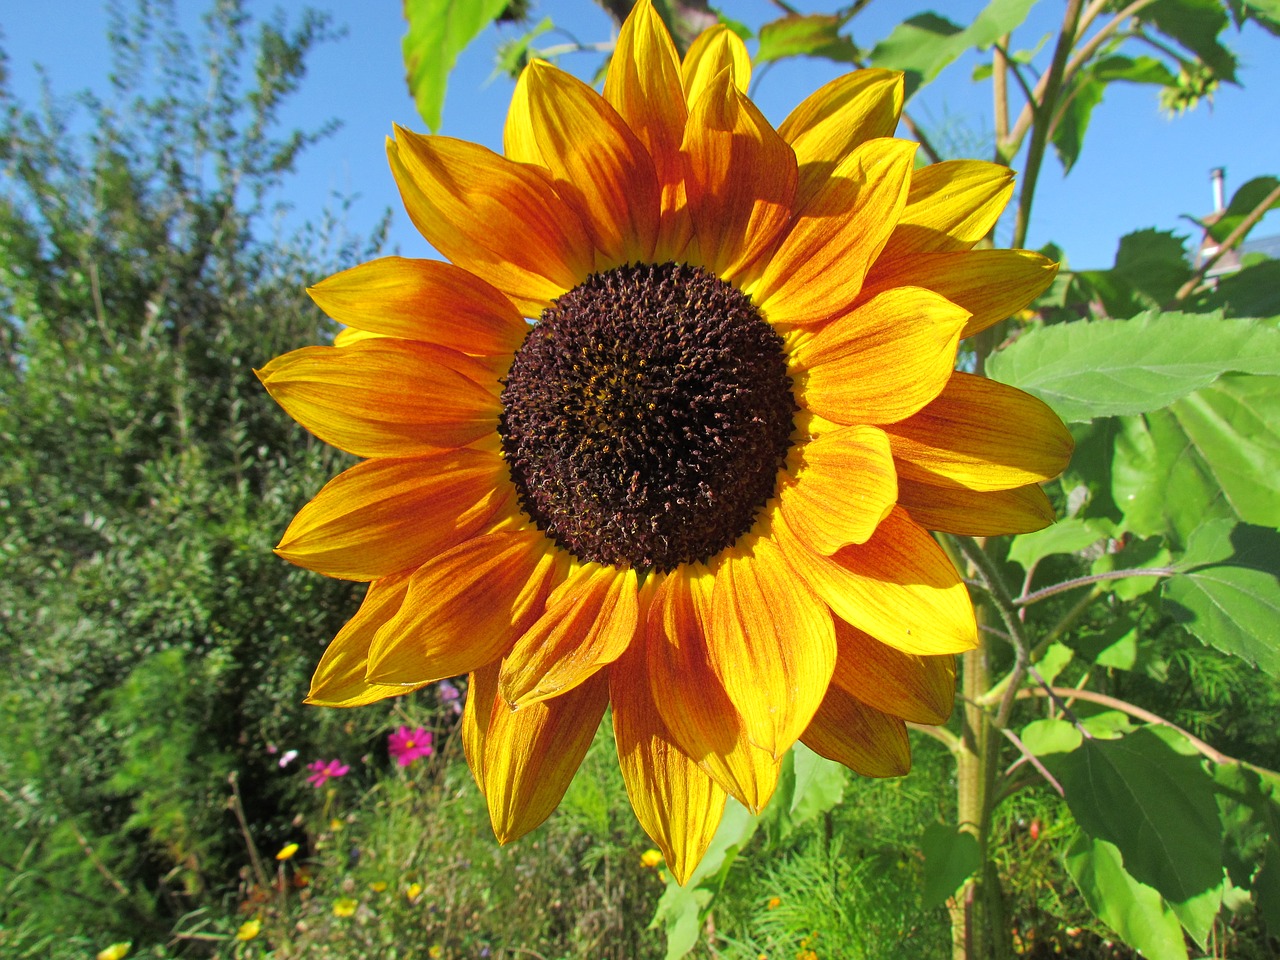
[484,669,611,843]
[646,570,781,812]
[257,341,500,458]
[307,257,527,356]
[500,564,640,707]
[831,619,955,725]
[886,371,1075,491]
[521,61,660,266]
[707,538,836,759]
[366,531,566,685]
[682,70,797,280]
[801,684,911,778]
[388,128,593,314]
[275,451,512,581]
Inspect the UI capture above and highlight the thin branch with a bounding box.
[71,822,130,897]
[1014,567,1177,607]
[1018,685,1237,765]
[992,36,1010,163]
[999,726,1065,795]
[1175,180,1280,302]
[898,111,945,164]
[953,536,1031,729]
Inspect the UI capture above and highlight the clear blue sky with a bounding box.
[4,0,1278,270]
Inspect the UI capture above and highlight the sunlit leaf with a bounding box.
[1007,517,1113,570]
[1201,175,1280,243]
[755,14,859,65]
[1137,0,1237,80]
[403,0,509,132]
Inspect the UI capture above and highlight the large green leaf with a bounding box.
[755,14,859,65]
[1163,519,1280,675]
[987,312,1280,422]
[920,824,981,908]
[868,0,1036,99]
[1052,728,1223,905]
[1202,175,1280,243]
[403,0,509,132]
[1065,836,1189,960]
[1111,375,1280,544]
[1007,517,1113,570]
[1137,0,1237,79]
[1199,258,1280,318]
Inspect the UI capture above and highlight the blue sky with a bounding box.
[5,0,1278,270]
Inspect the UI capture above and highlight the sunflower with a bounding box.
[258,1,1072,883]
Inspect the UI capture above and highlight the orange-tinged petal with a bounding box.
[257,341,501,458]
[681,24,750,103]
[306,576,423,707]
[779,424,897,555]
[275,451,512,581]
[707,538,836,759]
[860,249,1058,339]
[749,137,916,326]
[366,531,567,684]
[610,594,727,886]
[831,620,955,725]
[388,128,592,314]
[500,564,640,707]
[461,661,501,795]
[512,61,660,265]
[778,505,977,656]
[483,670,610,843]
[801,684,911,778]
[886,372,1075,491]
[794,286,968,425]
[308,257,527,356]
[604,0,692,260]
[682,70,797,279]
[646,570,781,811]
[878,160,1015,261]
[778,69,904,206]
[899,478,1056,536]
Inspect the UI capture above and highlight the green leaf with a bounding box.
[1065,835,1190,960]
[1137,0,1237,80]
[1199,258,1280,318]
[493,16,553,80]
[1163,519,1280,675]
[1007,517,1113,570]
[788,741,846,825]
[1052,727,1223,904]
[755,14,859,65]
[403,0,509,132]
[1090,535,1173,601]
[1257,841,1280,938]
[1050,74,1105,174]
[920,824,981,908]
[1036,642,1075,687]
[986,312,1280,422]
[868,0,1037,99]
[1020,717,1082,757]
[1094,54,1179,85]
[1203,175,1280,243]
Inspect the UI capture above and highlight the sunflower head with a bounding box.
[259,0,1072,884]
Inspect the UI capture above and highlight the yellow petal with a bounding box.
[886,372,1075,491]
[276,451,512,581]
[778,505,977,656]
[307,257,527,355]
[860,249,1059,339]
[749,138,916,326]
[500,564,639,707]
[779,424,897,555]
[306,576,424,707]
[333,326,384,347]
[794,286,968,425]
[681,70,796,279]
[645,569,782,812]
[801,684,911,778]
[461,661,501,795]
[831,620,955,725]
[707,538,836,759]
[366,531,567,684]
[603,0,692,260]
[878,160,1015,261]
[256,341,500,458]
[610,590,727,886]
[388,128,593,315]
[512,61,660,265]
[681,24,750,103]
[778,69,904,206]
[483,670,610,843]
[899,478,1056,536]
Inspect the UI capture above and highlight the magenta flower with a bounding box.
[387,726,434,768]
[437,679,462,716]
[306,759,350,788]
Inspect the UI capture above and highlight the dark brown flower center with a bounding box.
[498,262,796,572]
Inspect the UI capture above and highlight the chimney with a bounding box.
[1211,167,1226,212]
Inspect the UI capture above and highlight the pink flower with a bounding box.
[305,759,350,788]
[387,726,434,768]
[437,680,462,715]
